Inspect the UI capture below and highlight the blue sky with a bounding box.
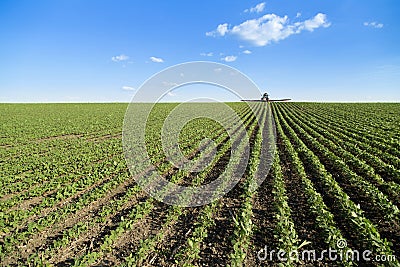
[0,0,399,102]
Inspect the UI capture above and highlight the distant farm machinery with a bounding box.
[241,92,291,103]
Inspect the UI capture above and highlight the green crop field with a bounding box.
[0,102,399,266]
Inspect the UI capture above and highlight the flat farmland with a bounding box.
[0,102,399,266]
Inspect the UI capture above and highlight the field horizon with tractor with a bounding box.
[1,101,399,266]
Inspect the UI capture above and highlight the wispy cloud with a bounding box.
[162,81,179,87]
[221,55,237,62]
[150,56,164,63]
[243,50,252,54]
[122,86,135,91]
[167,91,176,97]
[200,52,213,56]
[206,23,228,37]
[364,21,383,29]
[112,54,129,62]
[244,2,266,13]
[207,13,331,46]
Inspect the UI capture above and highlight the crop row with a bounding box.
[288,103,400,159]
[1,104,254,264]
[272,104,398,264]
[284,104,400,207]
[72,103,261,266]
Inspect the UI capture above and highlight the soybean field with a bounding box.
[0,102,399,266]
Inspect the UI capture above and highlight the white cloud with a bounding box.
[112,54,129,62]
[364,21,384,29]
[122,86,135,91]
[150,56,164,63]
[296,12,302,18]
[207,13,330,46]
[243,50,252,54]
[162,81,179,87]
[244,2,266,13]
[200,52,213,56]
[206,23,228,37]
[167,91,176,97]
[221,55,237,62]
[298,13,331,32]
